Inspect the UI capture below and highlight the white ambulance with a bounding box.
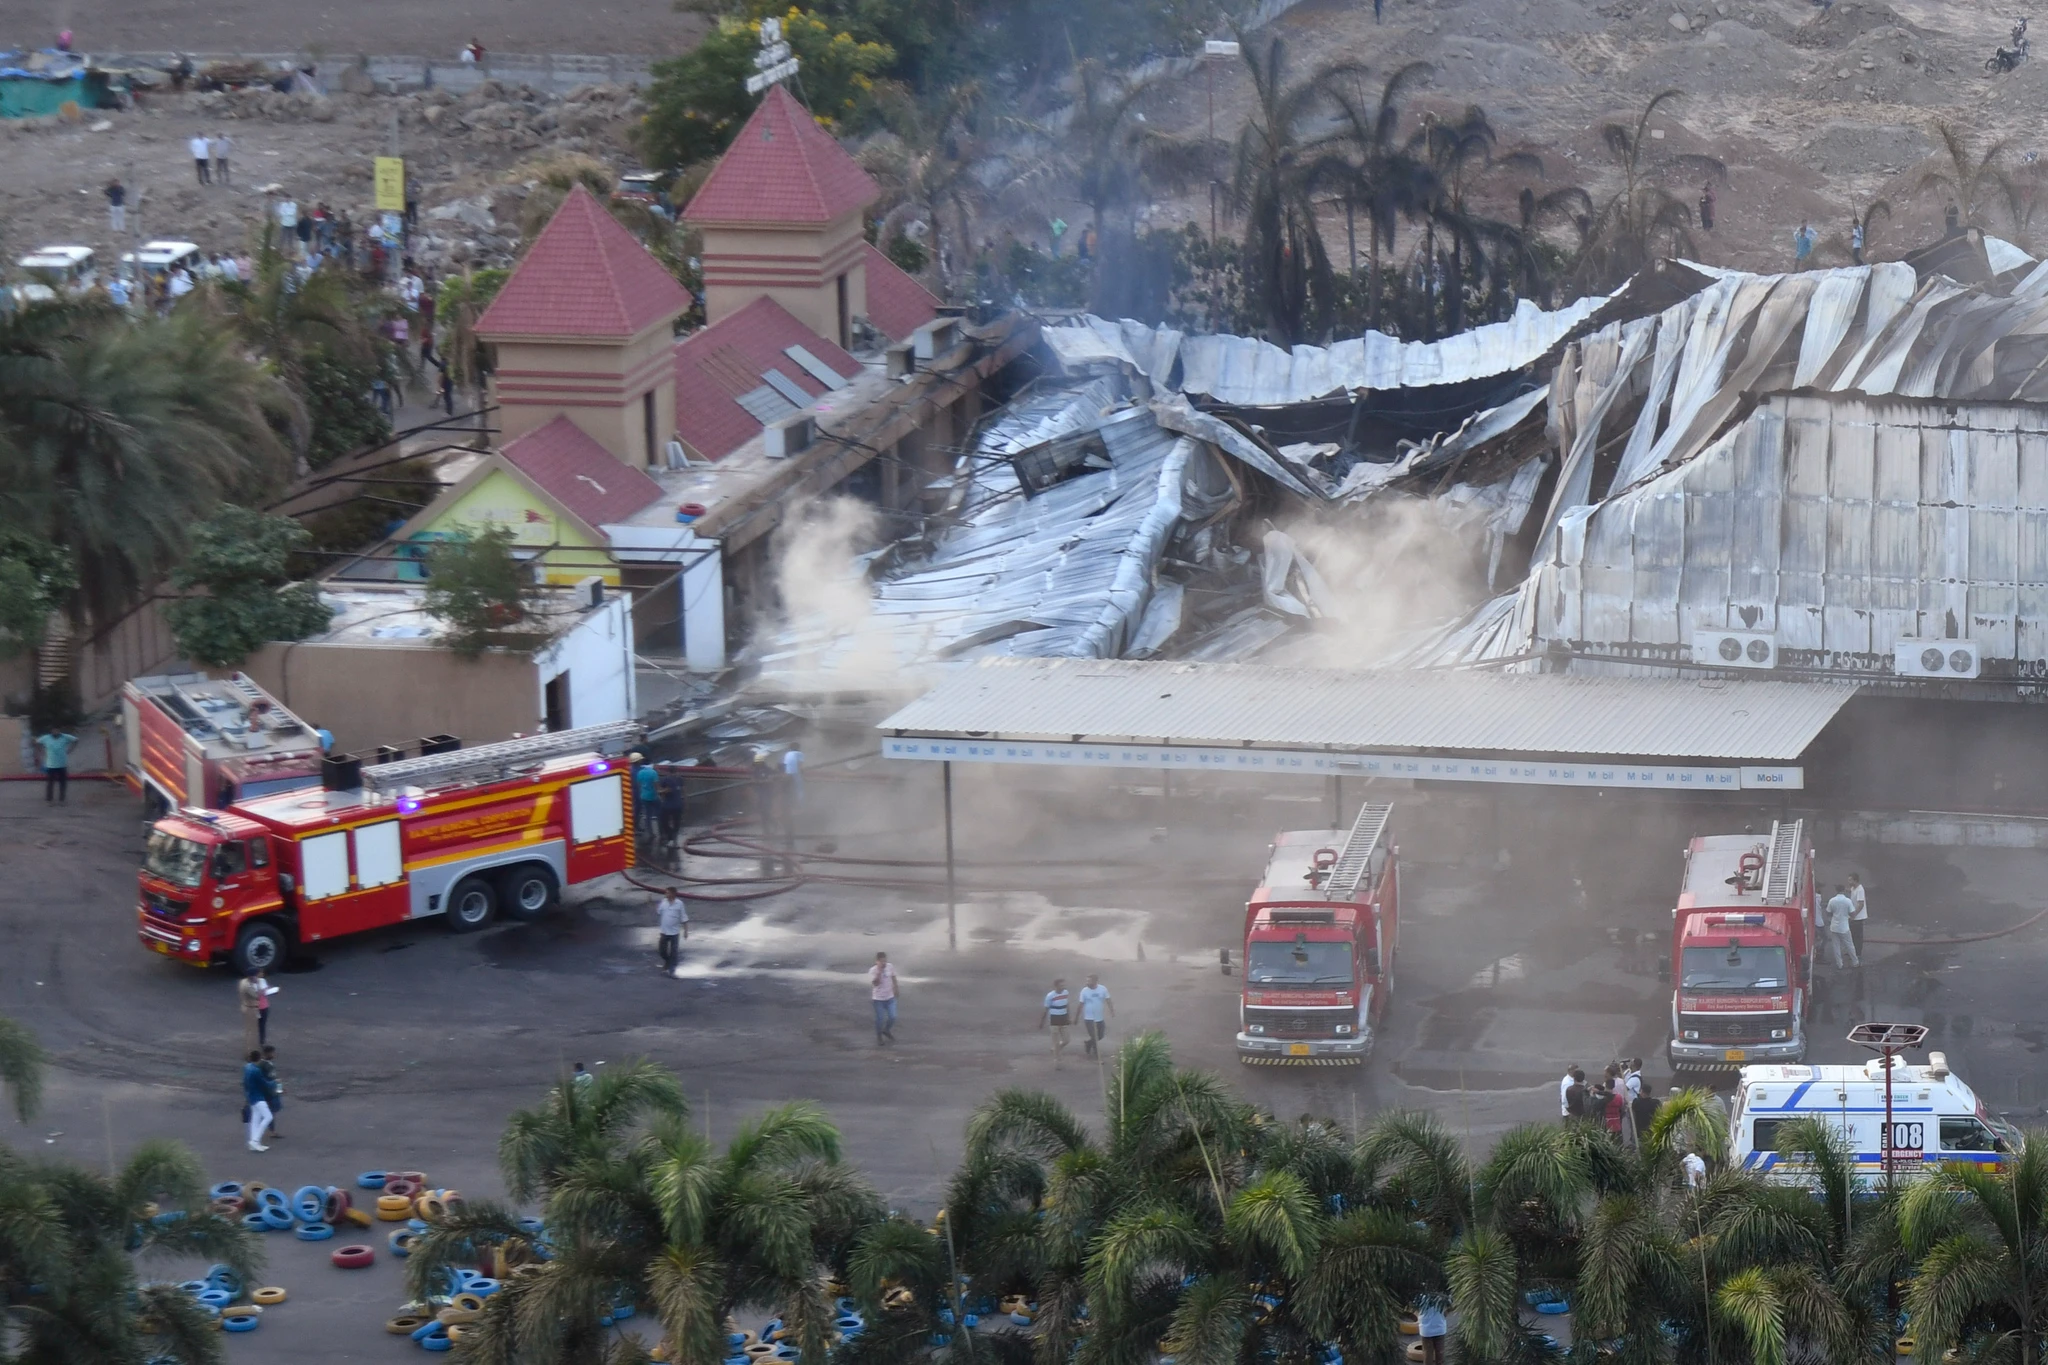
[1730,1054,2019,1186]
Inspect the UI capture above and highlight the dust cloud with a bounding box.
[1274,497,1495,669]
[763,497,922,698]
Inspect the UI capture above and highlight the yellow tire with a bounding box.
[1406,1342,1428,1363]
[1897,1339,1917,1357]
[652,1345,672,1362]
[417,1195,448,1221]
[252,1287,287,1306]
[438,1307,483,1327]
[452,1293,487,1315]
[448,1325,470,1344]
[376,1194,413,1214]
[386,1316,428,1335]
[1399,1317,1420,1336]
[344,1207,373,1227]
[221,1304,261,1318]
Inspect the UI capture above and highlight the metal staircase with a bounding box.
[362,721,641,791]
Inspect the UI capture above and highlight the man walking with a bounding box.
[1040,977,1073,1064]
[1078,973,1114,1058]
[869,951,899,1044]
[1825,883,1859,968]
[1848,873,1869,959]
[242,1051,272,1152]
[105,178,125,232]
[34,727,77,804]
[237,967,271,1052]
[655,888,687,973]
[259,1045,285,1138]
[189,133,211,184]
[210,131,233,185]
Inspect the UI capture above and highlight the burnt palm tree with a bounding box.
[863,84,990,295]
[1919,122,2009,232]
[1228,35,1363,343]
[1571,90,1724,293]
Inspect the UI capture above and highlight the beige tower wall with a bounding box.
[699,213,868,348]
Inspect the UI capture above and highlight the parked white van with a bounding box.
[1731,1054,2019,1186]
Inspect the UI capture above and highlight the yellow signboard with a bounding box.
[373,157,406,212]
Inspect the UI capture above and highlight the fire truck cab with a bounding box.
[138,723,638,973]
[1237,802,1398,1066]
[1667,820,1817,1070]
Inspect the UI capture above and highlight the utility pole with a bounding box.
[1203,40,1238,241]
[1849,1022,1929,1191]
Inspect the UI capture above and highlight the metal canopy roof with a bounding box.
[880,658,1858,762]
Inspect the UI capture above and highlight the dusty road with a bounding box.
[6,753,2045,1359]
[39,0,700,58]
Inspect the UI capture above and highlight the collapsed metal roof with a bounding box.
[1400,248,2048,685]
[1041,294,1609,403]
[880,656,1855,764]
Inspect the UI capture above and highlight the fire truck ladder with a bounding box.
[362,721,642,791]
[1322,801,1393,902]
[1761,818,1803,905]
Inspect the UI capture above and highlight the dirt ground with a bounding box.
[39,0,701,58]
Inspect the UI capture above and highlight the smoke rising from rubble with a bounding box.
[766,497,921,697]
[1275,498,1494,669]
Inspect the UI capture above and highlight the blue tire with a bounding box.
[357,1171,389,1189]
[208,1182,243,1201]
[467,1279,501,1297]
[151,1211,186,1227]
[1536,1302,1570,1316]
[599,1314,614,1328]
[295,1222,335,1241]
[256,1187,288,1212]
[197,1289,233,1308]
[260,1207,294,1230]
[222,1315,260,1333]
[420,1333,453,1352]
[1010,1313,1032,1326]
[410,1320,445,1343]
[836,1316,863,1331]
[389,1230,417,1257]
[517,1216,545,1234]
[292,1185,325,1221]
[206,1266,243,1295]
[180,1280,210,1295]
[241,1214,269,1231]
[612,1305,634,1321]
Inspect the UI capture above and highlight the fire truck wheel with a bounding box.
[446,877,498,933]
[232,922,288,975]
[498,865,558,920]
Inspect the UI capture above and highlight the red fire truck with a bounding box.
[1237,802,1398,1066]
[121,673,325,813]
[137,723,639,973]
[1666,820,1817,1070]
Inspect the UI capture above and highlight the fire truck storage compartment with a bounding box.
[571,774,625,841]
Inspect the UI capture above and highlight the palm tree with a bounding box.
[0,300,297,623]
[1892,1135,2048,1365]
[1322,62,1434,330]
[862,84,991,295]
[410,1068,882,1365]
[1816,198,1893,265]
[1570,90,1724,294]
[1919,122,2009,232]
[0,1014,44,1122]
[1228,35,1363,343]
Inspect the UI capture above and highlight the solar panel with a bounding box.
[735,385,799,425]
[760,367,812,407]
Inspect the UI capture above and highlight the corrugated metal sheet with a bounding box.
[879,656,1856,760]
[1042,293,1607,402]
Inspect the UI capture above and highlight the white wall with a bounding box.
[533,594,636,730]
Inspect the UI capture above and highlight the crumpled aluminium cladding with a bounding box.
[1401,256,2048,672]
[776,383,1241,676]
[1040,293,1609,404]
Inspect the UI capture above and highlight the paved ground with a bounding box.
[7,750,2048,1359]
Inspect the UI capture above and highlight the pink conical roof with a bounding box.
[477,184,690,339]
[684,85,879,227]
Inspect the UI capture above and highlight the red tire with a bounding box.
[324,1188,353,1223]
[383,1177,422,1199]
[331,1244,376,1269]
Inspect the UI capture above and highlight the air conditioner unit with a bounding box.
[1894,639,1981,679]
[764,413,815,459]
[573,575,604,610]
[1692,630,1777,670]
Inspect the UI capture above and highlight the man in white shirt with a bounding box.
[189,133,211,184]
[1039,978,1072,1063]
[1848,873,1869,959]
[655,890,688,974]
[1681,1148,1707,1190]
[166,267,194,300]
[1824,885,1859,968]
[1559,1064,1579,1117]
[869,952,898,1044]
[1078,974,1114,1057]
[275,196,299,253]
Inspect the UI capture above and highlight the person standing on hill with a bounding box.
[1699,183,1715,232]
[188,133,211,185]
